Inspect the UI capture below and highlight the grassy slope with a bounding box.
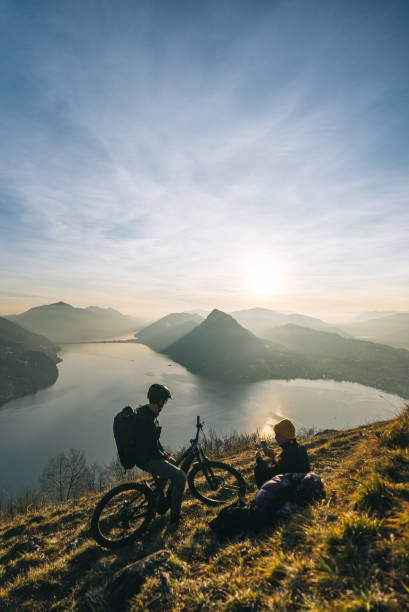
[1,409,409,611]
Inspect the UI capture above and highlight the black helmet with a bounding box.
[147,383,172,404]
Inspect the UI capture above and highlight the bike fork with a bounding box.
[202,462,219,491]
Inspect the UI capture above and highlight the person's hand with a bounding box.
[265,447,275,459]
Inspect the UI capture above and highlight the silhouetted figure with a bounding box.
[137,384,186,529]
[255,419,310,488]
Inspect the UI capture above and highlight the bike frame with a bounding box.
[151,416,219,493]
[176,415,207,471]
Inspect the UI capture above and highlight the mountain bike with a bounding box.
[91,416,246,548]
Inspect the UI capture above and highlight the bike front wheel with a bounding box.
[188,461,246,505]
[90,482,154,548]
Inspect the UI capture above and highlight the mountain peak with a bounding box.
[25,301,73,313]
[50,301,72,308]
[8,302,139,342]
[206,309,235,322]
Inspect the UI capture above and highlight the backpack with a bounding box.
[113,406,141,470]
[208,501,268,537]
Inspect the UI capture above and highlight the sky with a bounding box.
[1,0,408,322]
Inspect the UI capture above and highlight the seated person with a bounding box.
[254,418,310,488]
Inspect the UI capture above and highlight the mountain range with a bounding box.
[3,301,409,405]
[136,307,346,351]
[6,302,143,343]
[229,307,344,337]
[265,324,409,398]
[165,309,314,382]
[141,309,409,398]
[339,312,409,349]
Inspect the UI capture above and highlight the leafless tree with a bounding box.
[39,448,88,502]
[84,463,112,492]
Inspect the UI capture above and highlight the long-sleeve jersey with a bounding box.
[254,439,310,488]
[134,404,166,467]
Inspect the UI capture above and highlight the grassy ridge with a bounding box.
[1,408,409,610]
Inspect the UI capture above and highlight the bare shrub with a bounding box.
[39,448,89,502]
[200,427,261,458]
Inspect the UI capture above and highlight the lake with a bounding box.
[0,342,404,496]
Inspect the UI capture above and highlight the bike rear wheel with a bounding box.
[188,461,246,505]
[90,482,154,548]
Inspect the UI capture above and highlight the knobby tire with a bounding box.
[188,460,246,505]
[90,482,154,549]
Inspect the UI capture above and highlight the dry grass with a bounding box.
[1,408,409,610]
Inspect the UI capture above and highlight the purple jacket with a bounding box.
[254,472,324,517]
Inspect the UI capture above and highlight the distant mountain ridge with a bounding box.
[0,316,59,358]
[265,324,409,398]
[340,312,409,349]
[350,311,402,322]
[0,317,60,406]
[135,312,204,351]
[229,307,344,337]
[6,302,143,343]
[149,310,409,398]
[164,309,315,382]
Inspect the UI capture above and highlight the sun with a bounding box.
[245,265,282,297]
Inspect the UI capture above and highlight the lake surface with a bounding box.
[0,342,405,496]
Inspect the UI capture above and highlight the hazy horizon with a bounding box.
[1,1,408,322]
[2,298,407,326]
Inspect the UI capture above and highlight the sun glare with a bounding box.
[246,265,282,297]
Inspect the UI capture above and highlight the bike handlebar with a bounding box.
[192,415,203,445]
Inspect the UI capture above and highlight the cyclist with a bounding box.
[254,419,310,488]
[137,383,186,529]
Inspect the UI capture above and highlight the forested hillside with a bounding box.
[0,318,60,407]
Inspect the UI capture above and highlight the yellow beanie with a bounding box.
[274,419,296,439]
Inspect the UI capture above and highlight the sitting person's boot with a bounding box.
[168,515,181,531]
[157,496,169,515]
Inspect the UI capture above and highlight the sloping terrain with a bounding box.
[165,309,312,382]
[0,317,59,358]
[1,408,409,610]
[135,313,204,351]
[0,317,60,406]
[265,324,409,398]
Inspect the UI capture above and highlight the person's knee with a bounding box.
[174,468,187,489]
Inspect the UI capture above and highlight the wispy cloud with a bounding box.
[1,1,408,318]
[0,291,52,299]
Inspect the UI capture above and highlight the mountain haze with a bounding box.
[230,307,343,338]
[340,312,409,349]
[165,309,312,382]
[350,311,401,322]
[151,310,409,398]
[0,316,59,358]
[265,324,409,398]
[6,302,142,343]
[135,312,204,351]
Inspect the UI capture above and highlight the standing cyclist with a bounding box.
[136,384,186,529]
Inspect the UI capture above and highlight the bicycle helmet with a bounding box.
[147,383,172,404]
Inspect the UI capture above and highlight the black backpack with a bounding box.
[113,406,141,470]
[208,501,266,537]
